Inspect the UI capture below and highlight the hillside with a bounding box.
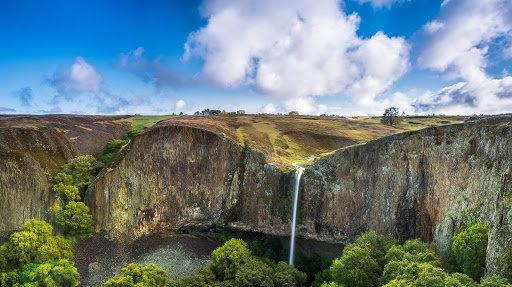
[154,115,467,167]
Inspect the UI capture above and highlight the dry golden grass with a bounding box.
[152,114,467,168]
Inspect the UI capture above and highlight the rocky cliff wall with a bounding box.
[0,116,130,237]
[300,116,512,272]
[86,125,294,241]
[87,117,512,273]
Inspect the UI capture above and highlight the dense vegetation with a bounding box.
[316,226,511,287]
[103,224,512,287]
[0,220,79,287]
[0,154,101,286]
[104,238,307,287]
[50,155,100,240]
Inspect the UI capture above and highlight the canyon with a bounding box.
[1,114,510,275]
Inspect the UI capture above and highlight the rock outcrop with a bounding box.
[87,116,512,274]
[86,125,294,241]
[0,115,130,237]
[301,116,512,272]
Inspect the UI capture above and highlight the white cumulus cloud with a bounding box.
[48,57,102,96]
[417,0,512,114]
[70,57,102,93]
[184,0,410,114]
[174,99,187,110]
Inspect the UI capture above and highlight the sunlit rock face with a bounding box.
[0,116,130,238]
[87,116,511,274]
[301,116,512,273]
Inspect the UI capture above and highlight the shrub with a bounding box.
[52,172,74,186]
[55,201,94,239]
[330,243,380,287]
[104,263,169,287]
[451,222,489,280]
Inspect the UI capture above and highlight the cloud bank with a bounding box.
[46,57,131,114]
[185,0,409,114]
[14,87,33,107]
[417,0,512,114]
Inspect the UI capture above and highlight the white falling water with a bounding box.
[289,166,304,265]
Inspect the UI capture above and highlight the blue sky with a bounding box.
[0,0,511,115]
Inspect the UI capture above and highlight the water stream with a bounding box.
[289,166,304,265]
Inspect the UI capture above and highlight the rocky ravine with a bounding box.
[87,116,512,274]
[0,115,130,237]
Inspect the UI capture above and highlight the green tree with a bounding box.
[234,258,273,287]
[330,243,380,287]
[52,183,81,202]
[52,172,74,186]
[0,271,18,287]
[272,261,307,287]
[444,273,477,287]
[3,219,73,267]
[354,231,397,268]
[57,155,102,190]
[381,279,414,287]
[381,107,401,126]
[385,239,441,267]
[104,263,169,287]
[100,139,128,164]
[414,264,446,287]
[55,201,94,239]
[451,222,489,280]
[479,275,512,287]
[381,260,423,283]
[19,259,79,287]
[210,239,252,280]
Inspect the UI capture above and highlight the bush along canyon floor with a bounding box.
[0,114,512,287]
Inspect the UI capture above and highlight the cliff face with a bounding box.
[87,117,512,273]
[301,117,512,272]
[0,116,130,237]
[86,125,294,241]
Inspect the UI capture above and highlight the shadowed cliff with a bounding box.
[0,115,131,237]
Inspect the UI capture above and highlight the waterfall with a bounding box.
[289,166,304,265]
